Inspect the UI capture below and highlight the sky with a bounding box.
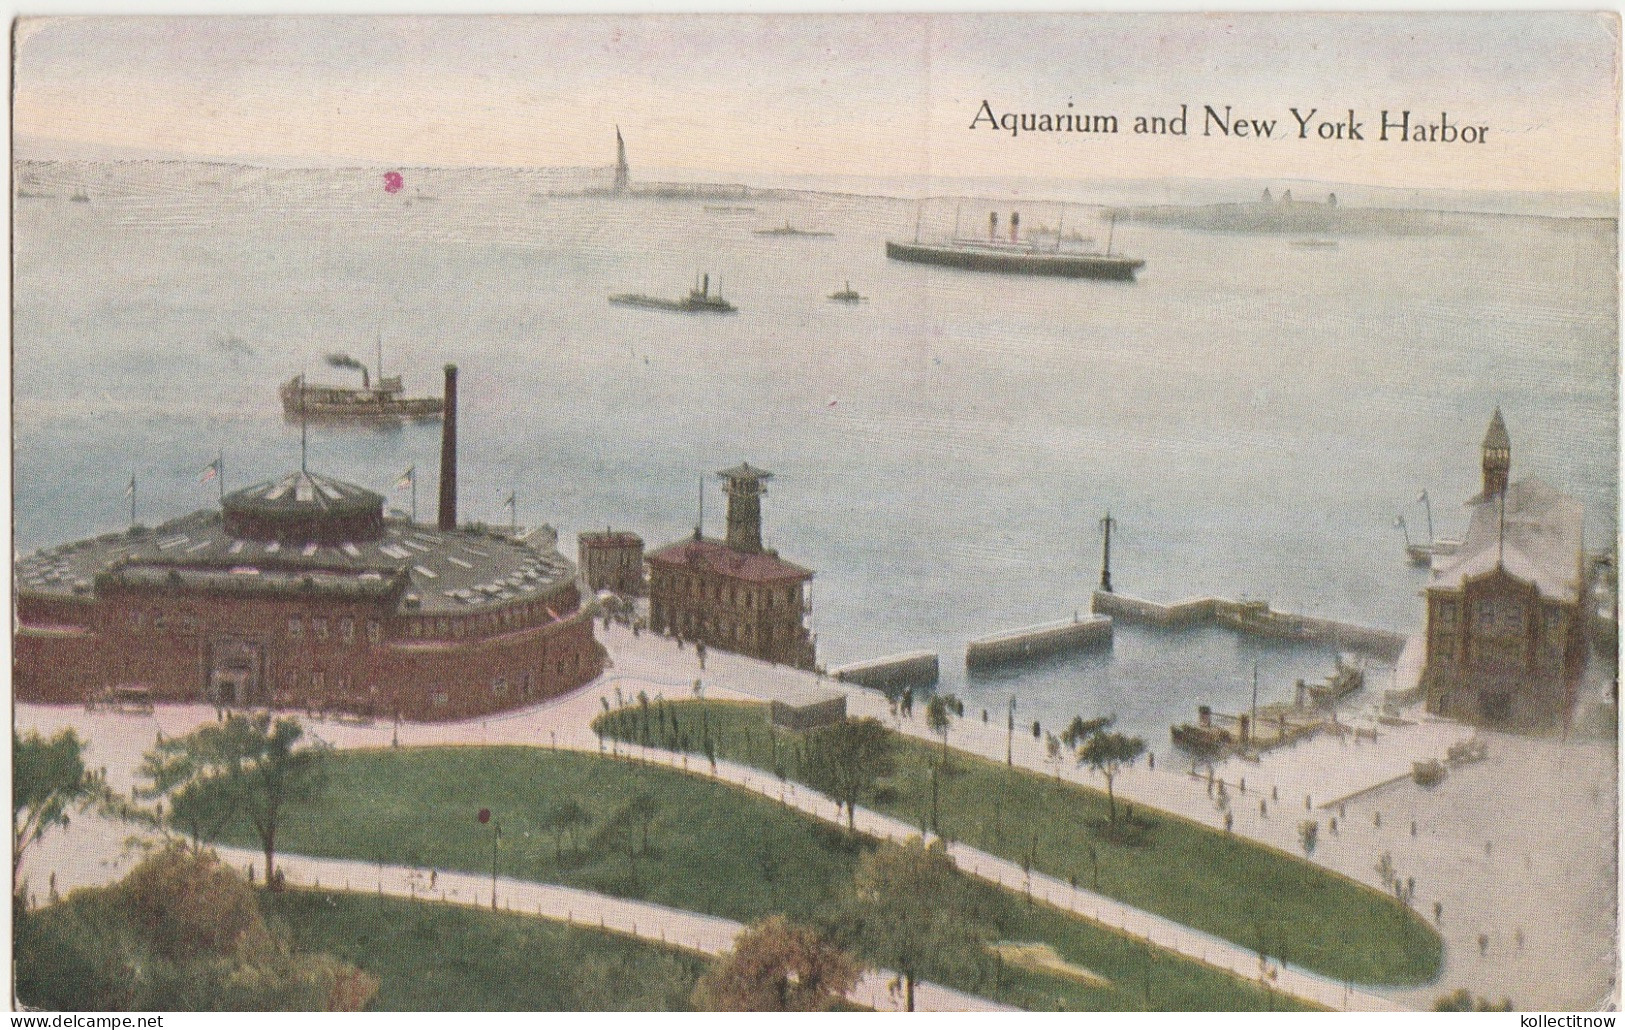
[12,13,1622,194]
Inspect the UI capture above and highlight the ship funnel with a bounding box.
[438,364,458,531]
[702,273,709,297]
[989,211,998,241]
[1010,211,1019,243]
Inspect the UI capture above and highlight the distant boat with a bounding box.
[888,207,1143,281]
[887,239,1143,281]
[1398,493,1461,565]
[280,344,443,426]
[704,205,756,213]
[70,190,90,203]
[754,220,833,238]
[1291,239,1338,249]
[828,281,865,303]
[610,273,737,314]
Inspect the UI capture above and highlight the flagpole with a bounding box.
[412,472,418,524]
[128,473,136,528]
[217,450,225,502]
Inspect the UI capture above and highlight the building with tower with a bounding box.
[1420,409,1589,729]
[13,365,604,721]
[645,463,816,669]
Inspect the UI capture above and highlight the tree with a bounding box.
[1060,715,1112,752]
[544,799,590,860]
[1433,988,1513,1011]
[627,792,659,855]
[137,713,329,886]
[692,915,861,1011]
[14,843,378,1011]
[803,718,895,831]
[1297,820,1319,859]
[1077,729,1146,832]
[14,728,108,881]
[831,838,991,1012]
[924,694,964,765]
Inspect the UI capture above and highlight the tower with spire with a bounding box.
[1481,406,1511,498]
[1420,408,1589,730]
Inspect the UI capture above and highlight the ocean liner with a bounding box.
[887,208,1144,281]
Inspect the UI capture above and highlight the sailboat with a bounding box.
[1399,490,1462,565]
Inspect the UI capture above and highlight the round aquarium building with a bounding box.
[15,368,604,721]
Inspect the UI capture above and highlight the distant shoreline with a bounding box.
[14,157,1618,223]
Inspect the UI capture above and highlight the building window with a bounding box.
[313,618,329,641]
[1474,599,1495,632]
[367,620,382,644]
[340,618,355,644]
[492,677,508,698]
[130,611,143,629]
[453,620,466,639]
[437,618,451,636]
[433,691,449,708]
[409,620,423,638]
[523,672,534,698]
[311,671,325,692]
[1435,600,1457,631]
[287,617,303,639]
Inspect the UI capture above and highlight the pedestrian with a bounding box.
[1485,840,1492,856]
[1330,817,1338,834]
[1433,901,1443,924]
[1515,927,1525,950]
[1224,812,1234,833]
[430,869,437,889]
[1478,933,1489,956]
[1374,811,1381,828]
[1411,821,1417,837]
[1260,799,1267,817]
[1272,785,1279,802]
[1148,752,1155,771]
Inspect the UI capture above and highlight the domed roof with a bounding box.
[222,470,385,543]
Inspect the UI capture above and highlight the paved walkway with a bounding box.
[20,621,1615,1009]
[207,846,1008,1013]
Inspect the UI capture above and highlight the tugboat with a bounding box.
[609,274,737,314]
[1171,706,1234,757]
[280,345,443,426]
[828,281,865,303]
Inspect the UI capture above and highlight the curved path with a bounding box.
[210,845,1010,1013]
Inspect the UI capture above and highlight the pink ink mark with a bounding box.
[383,171,404,194]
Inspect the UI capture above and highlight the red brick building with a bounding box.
[15,469,604,722]
[646,464,816,669]
[578,529,645,595]
[1421,410,1589,729]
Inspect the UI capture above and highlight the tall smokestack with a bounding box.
[438,364,458,531]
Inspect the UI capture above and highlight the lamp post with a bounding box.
[479,808,501,911]
[1006,696,1016,767]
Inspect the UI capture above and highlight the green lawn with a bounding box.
[593,699,1442,987]
[219,745,1305,1011]
[264,891,707,1010]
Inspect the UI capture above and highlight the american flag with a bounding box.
[199,458,221,484]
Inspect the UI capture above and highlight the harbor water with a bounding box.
[13,165,1618,747]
